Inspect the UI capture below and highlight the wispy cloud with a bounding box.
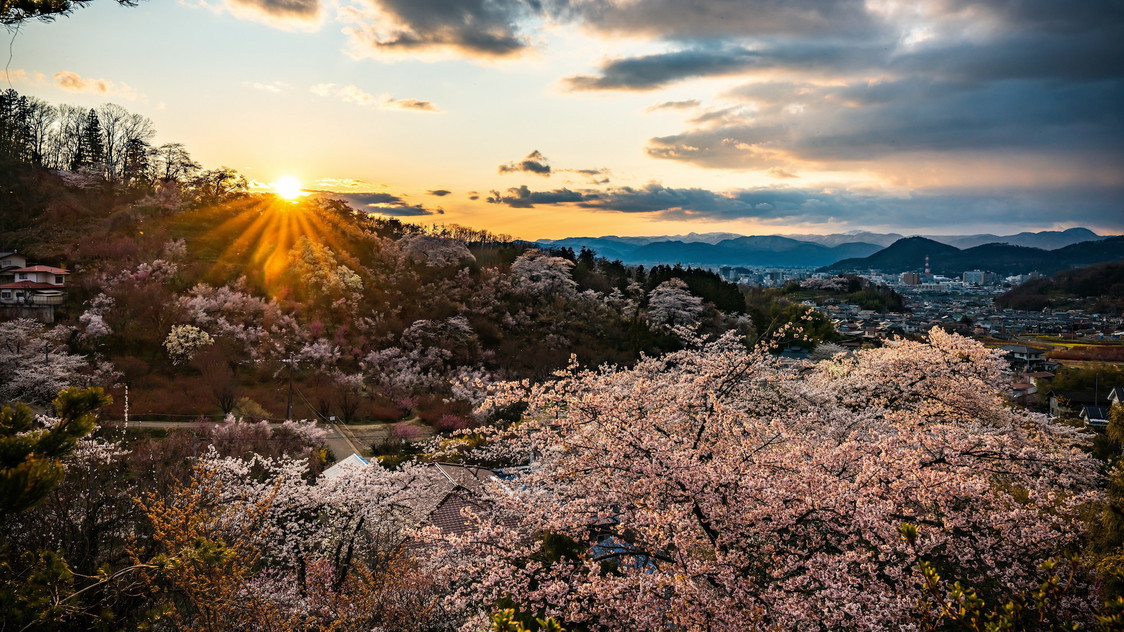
[53,71,145,101]
[3,69,47,86]
[313,177,371,189]
[187,0,323,30]
[243,80,290,93]
[646,99,701,112]
[385,97,440,112]
[310,83,440,112]
[767,167,798,179]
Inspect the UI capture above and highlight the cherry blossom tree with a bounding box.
[399,233,475,268]
[454,328,1102,631]
[0,319,110,405]
[80,244,186,354]
[289,236,366,304]
[645,277,704,330]
[177,280,304,365]
[801,276,849,292]
[163,324,213,365]
[132,449,467,631]
[511,249,577,298]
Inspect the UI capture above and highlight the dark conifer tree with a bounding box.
[73,107,105,171]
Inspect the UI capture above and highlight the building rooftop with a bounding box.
[0,281,66,290]
[11,266,69,274]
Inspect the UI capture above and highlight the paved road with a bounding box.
[102,419,363,461]
[323,424,362,459]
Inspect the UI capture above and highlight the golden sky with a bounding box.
[9,0,1124,239]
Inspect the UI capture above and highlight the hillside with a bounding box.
[539,228,1108,267]
[995,261,1124,311]
[823,235,1124,275]
[936,227,1104,250]
[2,168,799,428]
[540,235,883,268]
[822,237,958,273]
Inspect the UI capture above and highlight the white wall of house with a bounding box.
[12,269,67,285]
[0,254,27,269]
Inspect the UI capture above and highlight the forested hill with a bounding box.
[0,90,769,425]
[822,235,1124,275]
[995,261,1124,312]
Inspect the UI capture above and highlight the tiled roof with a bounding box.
[426,491,490,536]
[1048,390,1103,405]
[999,344,1044,354]
[0,281,65,290]
[1082,405,1110,419]
[12,266,69,274]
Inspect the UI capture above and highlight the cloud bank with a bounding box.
[487,182,1124,232]
[313,191,443,216]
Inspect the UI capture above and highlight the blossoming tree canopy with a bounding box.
[460,329,1102,630]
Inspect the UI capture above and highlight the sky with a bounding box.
[7,0,1124,240]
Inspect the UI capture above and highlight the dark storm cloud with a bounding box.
[484,182,1124,230]
[499,150,552,175]
[346,0,533,57]
[566,47,765,91]
[892,33,1124,84]
[646,77,1124,169]
[564,43,887,91]
[313,191,442,216]
[562,0,878,40]
[555,0,1124,105]
[566,28,1124,92]
[936,0,1124,31]
[344,0,884,60]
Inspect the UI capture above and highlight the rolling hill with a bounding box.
[823,236,1124,276]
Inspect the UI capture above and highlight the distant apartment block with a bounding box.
[962,269,997,285]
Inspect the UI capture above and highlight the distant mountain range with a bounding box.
[822,235,1124,276]
[537,228,1110,269]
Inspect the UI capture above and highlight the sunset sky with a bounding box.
[8,0,1123,239]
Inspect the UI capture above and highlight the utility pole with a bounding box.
[284,353,296,420]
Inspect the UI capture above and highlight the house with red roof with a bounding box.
[0,254,70,306]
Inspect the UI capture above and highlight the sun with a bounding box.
[272,176,304,201]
